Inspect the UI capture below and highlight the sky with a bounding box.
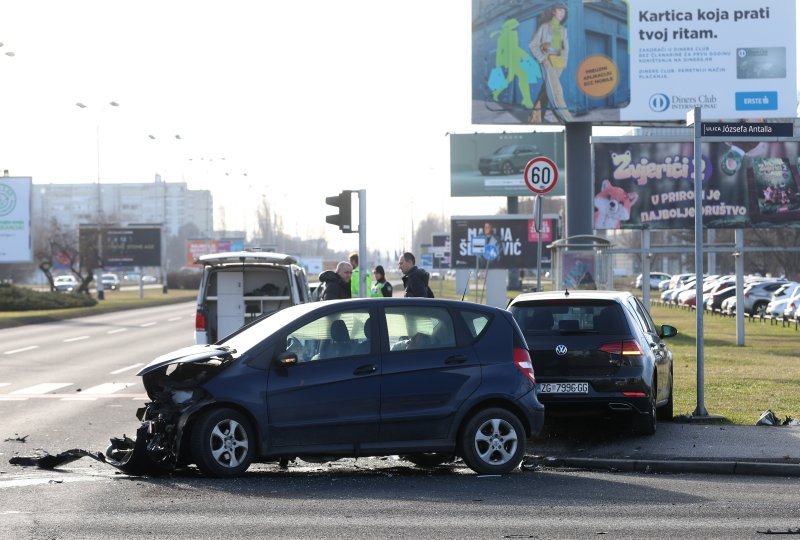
[1,2,798,254]
[0,1,505,254]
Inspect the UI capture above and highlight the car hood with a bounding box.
[137,344,236,376]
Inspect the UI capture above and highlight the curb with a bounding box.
[537,457,800,477]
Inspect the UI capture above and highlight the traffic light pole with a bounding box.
[358,189,367,298]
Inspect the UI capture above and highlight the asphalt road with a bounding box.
[2,304,800,538]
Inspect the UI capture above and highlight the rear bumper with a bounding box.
[538,395,651,417]
[516,391,546,437]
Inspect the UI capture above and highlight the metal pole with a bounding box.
[642,229,650,305]
[358,189,367,298]
[735,229,745,346]
[535,195,543,292]
[691,106,708,417]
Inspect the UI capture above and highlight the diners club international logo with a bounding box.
[0,184,16,217]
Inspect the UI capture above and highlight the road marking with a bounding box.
[139,322,157,327]
[0,383,10,388]
[168,317,182,321]
[10,383,72,394]
[3,345,39,355]
[110,363,143,375]
[81,382,136,394]
[0,397,27,401]
[107,328,127,335]
[63,336,90,343]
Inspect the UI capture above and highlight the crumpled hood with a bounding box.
[137,344,236,376]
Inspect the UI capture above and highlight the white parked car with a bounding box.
[53,275,78,293]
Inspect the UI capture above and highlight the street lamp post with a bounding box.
[75,100,120,300]
[148,133,184,294]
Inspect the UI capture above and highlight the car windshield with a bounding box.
[493,146,514,156]
[219,302,320,354]
[510,300,627,335]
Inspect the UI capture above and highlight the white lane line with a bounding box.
[61,397,98,401]
[3,345,39,355]
[167,317,182,321]
[139,322,156,327]
[10,383,72,394]
[81,383,136,394]
[63,336,90,343]
[110,363,144,375]
[0,383,10,388]
[107,328,127,335]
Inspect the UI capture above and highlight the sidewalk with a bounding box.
[527,422,800,476]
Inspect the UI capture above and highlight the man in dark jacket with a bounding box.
[398,252,432,298]
[318,262,352,300]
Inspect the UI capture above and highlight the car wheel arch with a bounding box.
[454,399,531,443]
[185,401,263,458]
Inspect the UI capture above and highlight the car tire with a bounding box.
[500,161,515,176]
[401,453,455,468]
[633,381,657,435]
[753,301,768,317]
[191,408,255,478]
[460,408,525,475]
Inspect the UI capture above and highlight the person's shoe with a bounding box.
[544,110,558,123]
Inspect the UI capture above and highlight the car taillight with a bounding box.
[599,340,644,356]
[195,311,206,331]
[513,347,536,384]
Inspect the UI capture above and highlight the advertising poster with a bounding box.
[187,238,246,266]
[451,215,555,269]
[472,0,796,125]
[562,252,597,289]
[79,227,162,268]
[592,139,800,230]
[450,132,565,196]
[431,233,451,269]
[0,176,32,263]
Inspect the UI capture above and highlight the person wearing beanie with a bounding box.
[369,265,393,297]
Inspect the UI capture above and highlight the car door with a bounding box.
[266,307,379,448]
[627,297,672,403]
[379,305,480,442]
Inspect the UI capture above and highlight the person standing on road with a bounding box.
[318,262,352,301]
[398,252,433,298]
[349,253,372,298]
[369,265,394,297]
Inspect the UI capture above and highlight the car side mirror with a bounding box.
[660,324,678,339]
[276,351,299,366]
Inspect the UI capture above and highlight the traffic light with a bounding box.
[325,190,353,232]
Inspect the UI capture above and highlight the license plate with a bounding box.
[538,382,589,394]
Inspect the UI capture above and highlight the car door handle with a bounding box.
[353,364,377,376]
[445,355,467,365]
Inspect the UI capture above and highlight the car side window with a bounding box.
[283,309,371,362]
[385,306,455,352]
[459,310,491,339]
[629,297,657,335]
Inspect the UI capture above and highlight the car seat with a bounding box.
[320,319,351,358]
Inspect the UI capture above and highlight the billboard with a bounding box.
[450,132,565,196]
[472,0,797,125]
[80,226,162,268]
[187,238,246,266]
[431,233,451,269]
[451,215,555,270]
[593,138,800,230]
[0,177,32,263]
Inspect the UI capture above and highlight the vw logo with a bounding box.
[648,93,670,112]
[555,344,568,356]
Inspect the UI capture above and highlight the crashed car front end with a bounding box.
[105,348,234,475]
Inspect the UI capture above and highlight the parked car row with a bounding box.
[657,273,796,318]
[52,273,120,293]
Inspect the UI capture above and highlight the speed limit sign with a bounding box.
[524,156,559,194]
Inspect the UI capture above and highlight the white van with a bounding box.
[193,251,310,344]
